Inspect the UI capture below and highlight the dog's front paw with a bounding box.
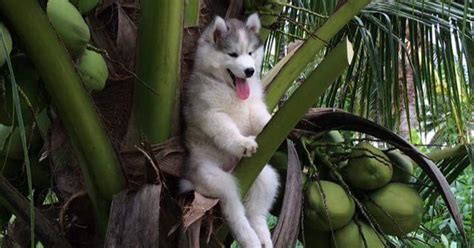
[231,136,258,158]
[242,136,258,157]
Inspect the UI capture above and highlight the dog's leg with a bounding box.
[244,165,279,248]
[190,160,261,248]
[249,102,271,134]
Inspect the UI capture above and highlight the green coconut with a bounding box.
[385,149,413,183]
[312,131,345,155]
[304,180,355,231]
[270,151,288,170]
[319,130,345,144]
[76,49,108,91]
[332,221,386,248]
[47,0,90,56]
[69,0,100,14]
[344,142,392,190]
[320,131,348,167]
[365,183,423,236]
[0,55,48,126]
[0,125,40,160]
[1,110,49,160]
[0,23,12,67]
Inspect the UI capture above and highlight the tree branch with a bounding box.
[0,175,72,248]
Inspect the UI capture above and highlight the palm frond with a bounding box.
[419,144,473,203]
[263,0,473,145]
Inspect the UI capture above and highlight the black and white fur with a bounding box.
[181,14,279,248]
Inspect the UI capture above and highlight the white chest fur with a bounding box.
[187,74,263,137]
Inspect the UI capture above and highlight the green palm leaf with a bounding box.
[264,0,473,145]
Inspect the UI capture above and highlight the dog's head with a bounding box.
[195,13,263,100]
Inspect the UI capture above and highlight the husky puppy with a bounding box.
[182,14,279,248]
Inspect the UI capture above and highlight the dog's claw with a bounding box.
[239,136,258,157]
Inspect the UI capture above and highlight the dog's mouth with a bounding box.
[227,69,250,100]
[227,69,236,86]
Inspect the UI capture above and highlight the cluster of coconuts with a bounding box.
[0,55,51,226]
[299,131,422,247]
[47,0,108,91]
[0,0,104,225]
[0,29,49,164]
[0,0,106,125]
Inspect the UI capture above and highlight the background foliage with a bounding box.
[0,0,471,247]
[261,0,472,246]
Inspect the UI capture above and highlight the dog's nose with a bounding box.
[244,68,255,78]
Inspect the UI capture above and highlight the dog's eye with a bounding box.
[248,51,253,56]
[228,53,238,58]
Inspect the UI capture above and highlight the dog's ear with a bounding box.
[245,13,261,33]
[203,16,227,43]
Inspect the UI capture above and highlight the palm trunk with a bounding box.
[399,49,418,140]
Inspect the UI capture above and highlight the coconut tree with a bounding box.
[0,0,470,247]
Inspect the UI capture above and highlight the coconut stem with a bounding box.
[129,0,184,143]
[427,144,464,162]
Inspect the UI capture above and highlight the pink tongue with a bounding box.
[236,77,250,100]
